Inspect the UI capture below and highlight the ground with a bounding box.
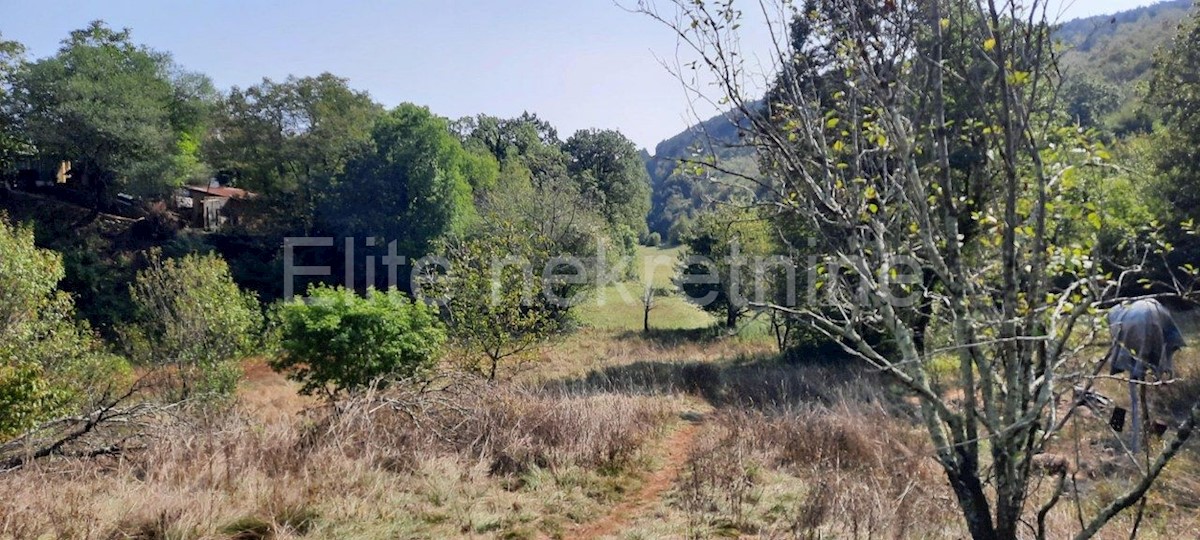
[3,246,1200,539]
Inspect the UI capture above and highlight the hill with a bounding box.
[643,106,759,242]
[644,0,1195,238]
[1058,0,1191,85]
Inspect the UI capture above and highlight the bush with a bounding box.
[271,286,446,397]
[127,251,261,401]
[0,216,130,439]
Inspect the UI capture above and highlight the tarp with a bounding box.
[1105,299,1186,378]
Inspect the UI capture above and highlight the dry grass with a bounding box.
[0,377,674,540]
[6,305,1200,539]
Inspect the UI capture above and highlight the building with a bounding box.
[176,182,253,230]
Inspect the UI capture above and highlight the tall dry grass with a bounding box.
[0,380,671,539]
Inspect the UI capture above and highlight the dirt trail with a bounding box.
[567,412,705,539]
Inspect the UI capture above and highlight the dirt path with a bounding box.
[566,412,705,539]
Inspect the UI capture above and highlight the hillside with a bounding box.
[644,0,1195,238]
[1058,0,1191,85]
[643,106,759,242]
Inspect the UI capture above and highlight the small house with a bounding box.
[176,182,253,230]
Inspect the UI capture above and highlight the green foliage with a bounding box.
[644,110,760,240]
[272,286,446,396]
[207,74,380,193]
[1147,3,1200,267]
[440,224,560,380]
[1061,76,1121,128]
[564,128,652,237]
[0,32,28,174]
[206,73,382,236]
[329,103,497,256]
[126,251,261,401]
[0,216,129,439]
[676,206,776,328]
[11,21,193,201]
[459,114,612,272]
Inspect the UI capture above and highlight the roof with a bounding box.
[185,185,253,199]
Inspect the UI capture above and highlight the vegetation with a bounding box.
[126,251,260,400]
[676,205,776,328]
[0,216,129,441]
[3,3,1200,539]
[272,285,445,396]
[12,22,210,207]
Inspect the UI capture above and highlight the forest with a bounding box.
[3,0,1200,539]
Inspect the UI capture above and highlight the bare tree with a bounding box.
[635,0,1200,538]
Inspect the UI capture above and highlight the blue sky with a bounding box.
[0,0,1163,151]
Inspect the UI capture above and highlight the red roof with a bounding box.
[186,185,252,198]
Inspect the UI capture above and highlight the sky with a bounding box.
[0,0,1165,152]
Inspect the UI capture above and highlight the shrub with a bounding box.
[271,286,446,397]
[127,251,261,401]
[0,216,131,439]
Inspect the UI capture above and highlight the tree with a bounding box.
[0,215,129,440]
[564,128,653,236]
[328,103,497,258]
[641,1,1200,538]
[126,251,261,401]
[676,205,775,328]
[1062,76,1121,129]
[12,21,191,207]
[206,73,381,235]
[1147,6,1200,270]
[440,224,560,381]
[640,285,670,333]
[0,32,27,177]
[271,285,446,397]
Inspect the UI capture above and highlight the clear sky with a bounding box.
[0,0,1165,152]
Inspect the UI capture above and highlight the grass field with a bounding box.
[574,245,716,332]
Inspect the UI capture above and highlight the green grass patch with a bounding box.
[575,246,713,331]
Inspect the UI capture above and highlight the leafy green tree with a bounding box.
[271,285,446,396]
[126,251,261,401]
[0,32,27,176]
[456,112,568,188]
[1062,76,1121,128]
[12,22,192,206]
[676,205,776,328]
[207,73,381,234]
[440,224,560,380]
[329,103,497,256]
[563,128,652,236]
[1148,6,1200,266]
[0,216,129,439]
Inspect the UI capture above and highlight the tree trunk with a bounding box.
[725,306,737,329]
[643,301,651,333]
[946,461,998,540]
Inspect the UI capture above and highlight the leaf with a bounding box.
[984,38,996,52]
[940,18,950,30]
[826,118,840,129]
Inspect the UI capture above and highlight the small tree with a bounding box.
[272,285,446,397]
[441,226,559,381]
[127,251,260,401]
[676,205,775,328]
[640,285,671,333]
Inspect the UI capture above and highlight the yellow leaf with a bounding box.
[940,18,950,30]
[984,38,996,52]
